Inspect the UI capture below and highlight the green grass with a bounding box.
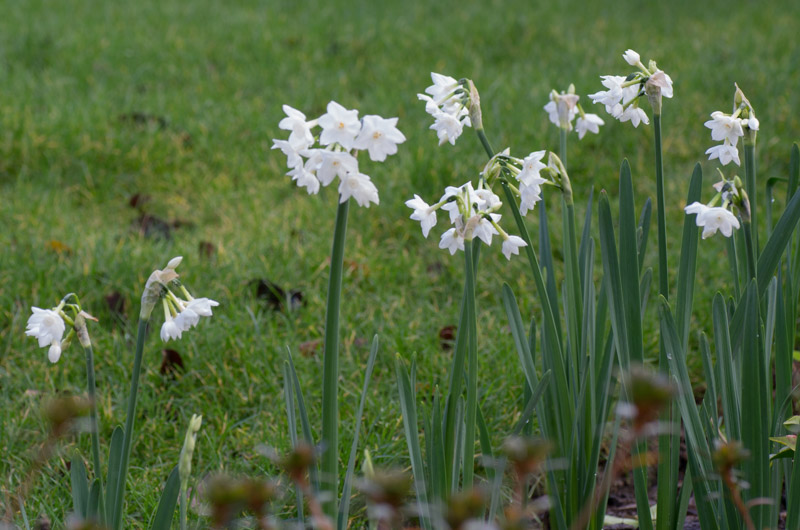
[1,0,799,526]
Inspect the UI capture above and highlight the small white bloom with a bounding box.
[430,110,467,146]
[589,76,626,108]
[288,165,321,194]
[354,115,406,162]
[471,214,500,245]
[406,194,437,238]
[278,105,314,151]
[425,72,461,104]
[173,307,199,331]
[502,235,527,260]
[684,202,740,238]
[26,307,66,349]
[318,101,361,150]
[575,114,605,139]
[439,228,465,255]
[647,70,673,99]
[623,49,641,66]
[186,297,219,317]
[338,172,379,207]
[440,182,482,222]
[519,180,546,216]
[160,318,183,342]
[619,105,649,127]
[48,341,62,363]
[544,94,579,130]
[312,151,358,186]
[272,139,305,169]
[705,143,741,166]
[747,116,759,131]
[517,151,547,185]
[704,111,743,145]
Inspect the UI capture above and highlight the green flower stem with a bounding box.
[82,343,105,521]
[111,317,149,530]
[180,488,187,530]
[476,127,494,158]
[744,142,758,258]
[653,114,668,298]
[743,220,757,281]
[462,241,478,489]
[321,198,350,519]
[559,127,568,171]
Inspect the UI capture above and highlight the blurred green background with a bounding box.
[1,0,799,526]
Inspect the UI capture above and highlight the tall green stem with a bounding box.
[744,142,758,259]
[82,343,105,521]
[180,488,187,530]
[111,318,149,530]
[559,127,568,171]
[653,114,668,298]
[462,242,478,489]
[321,198,349,520]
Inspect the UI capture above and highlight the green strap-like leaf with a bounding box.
[149,466,180,530]
[71,456,89,518]
[105,426,124,526]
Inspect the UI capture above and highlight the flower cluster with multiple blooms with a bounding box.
[704,84,759,166]
[272,101,406,207]
[418,73,473,146]
[25,294,98,363]
[544,85,604,139]
[684,175,748,239]
[589,49,673,127]
[145,256,220,342]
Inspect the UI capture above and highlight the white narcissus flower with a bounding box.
[186,297,220,317]
[575,114,605,139]
[470,214,500,246]
[705,143,740,166]
[278,105,314,151]
[520,180,546,216]
[704,111,744,145]
[160,317,183,342]
[271,139,305,169]
[619,105,649,128]
[589,75,626,108]
[543,94,579,130]
[318,101,361,150]
[338,172,379,207]
[424,72,461,104]
[26,307,66,349]
[502,235,527,260]
[288,165,321,194]
[310,150,358,187]
[439,228,465,255]
[517,151,547,185]
[354,115,407,162]
[684,202,741,238]
[430,110,468,146]
[623,49,641,66]
[406,194,437,238]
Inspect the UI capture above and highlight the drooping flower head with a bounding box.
[703,84,759,167]
[684,173,749,239]
[272,101,405,207]
[589,49,673,125]
[544,85,604,139]
[418,72,474,146]
[25,294,98,363]
[141,256,220,343]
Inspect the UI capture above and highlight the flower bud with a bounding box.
[623,49,640,66]
[179,414,203,486]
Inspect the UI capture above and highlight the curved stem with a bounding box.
[111,318,149,530]
[321,198,350,519]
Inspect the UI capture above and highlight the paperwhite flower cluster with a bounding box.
[26,306,67,362]
[272,101,406,207]
[418,72,472,146]
[704,87,759,167]
[544,88,604,139]
[405,148,564,260]
[152,257,219,342]
[589,49,673,127]
[684,178,745,239]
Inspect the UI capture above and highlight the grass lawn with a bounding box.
[2,0,799,526]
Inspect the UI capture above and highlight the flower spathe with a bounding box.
[272,100,404,206]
